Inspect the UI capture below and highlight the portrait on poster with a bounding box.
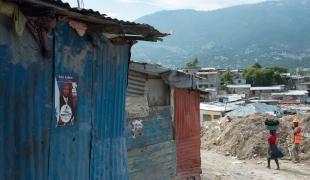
[55,76,77,127]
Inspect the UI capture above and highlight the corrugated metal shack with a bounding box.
[0,0,166,179]
[126,62,201,179]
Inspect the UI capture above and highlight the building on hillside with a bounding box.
[296,82,310,91]
[126,62,201,179]
[216,94,246,103]
[272,90,309,104]
[288,75,310,90]
[196,69,221,90]
[0,0,166,179]
[230,69,247,85]
[226,84,251,96]
[233,78,247,85]
[200,103,239,123]
[180,67,201,75]
[199,88,218,102]
[296,68,310,76]
[250,85,285,99]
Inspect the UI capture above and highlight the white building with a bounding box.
[250,85,285,99]
[197,70,221,90]
[226,84,251,96]
[200,103,239,124]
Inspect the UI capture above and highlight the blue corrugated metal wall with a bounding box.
[90,29,129,180]
[48,22,94,180]
[127,107,176,179]
[0,16,129,179]
[0,14,52,180]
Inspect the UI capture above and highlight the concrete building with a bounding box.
[226,84,251,96]
[197,69,221,90]
[250,85,285,99]
[230,69,247,85]
[200,103,239,123]
[296,82,310,91]
[272,90,309,104]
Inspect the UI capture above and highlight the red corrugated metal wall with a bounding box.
[174,88,201,179]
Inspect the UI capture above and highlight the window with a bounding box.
[238,80,241,83]
[210,84,214,87]
[203,114,212,121]
[213,115,221,120]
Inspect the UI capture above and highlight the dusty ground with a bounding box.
[201,150,310,180]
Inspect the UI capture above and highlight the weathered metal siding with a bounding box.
[127,70,146,96]
[90,38,129,179]
[0,18,129,179]
[127,107,176,179]
[50,22,129,179]
[174,88,201,179]
[48,22,93,180]
[0,15,52,179]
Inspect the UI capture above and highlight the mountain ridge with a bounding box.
[132,0,310,70]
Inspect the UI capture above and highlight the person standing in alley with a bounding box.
[267,130,283,170]
[292,117,302,163]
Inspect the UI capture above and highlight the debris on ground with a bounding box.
[201,113,310,160]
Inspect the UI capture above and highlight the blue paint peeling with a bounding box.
[0,15,129,179]
[127,107,176,179]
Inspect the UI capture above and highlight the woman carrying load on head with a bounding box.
[267,130,283,170]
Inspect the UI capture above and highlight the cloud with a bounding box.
[119,0,270,10]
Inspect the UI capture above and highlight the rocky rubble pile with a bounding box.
[201,113,310,160]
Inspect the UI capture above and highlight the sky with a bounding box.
[64,0,272,21]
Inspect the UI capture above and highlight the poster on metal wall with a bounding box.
[54,76,77,127]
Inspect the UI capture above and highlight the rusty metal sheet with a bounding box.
[174,88,201,179]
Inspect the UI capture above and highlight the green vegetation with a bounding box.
[221,70,233,87]
[296,68,306,76]
[243,63,288,86]
[185,57,199,68]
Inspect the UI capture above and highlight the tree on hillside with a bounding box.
[185,57,199,68]
[221,70,233,87]
[252,63,262,69]
[243,64,287,86]
[296,68,305,76]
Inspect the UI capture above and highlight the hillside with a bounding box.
[132,0,310,69]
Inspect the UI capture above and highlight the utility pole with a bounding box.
[77,0,80,8]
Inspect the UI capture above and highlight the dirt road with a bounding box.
[201,150,310,180]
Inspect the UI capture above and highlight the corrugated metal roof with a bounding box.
[8,0,168,41]
[129,62,198,89]
[227,84,251,88]
[272,90,308,96]
[200,103,239,112]
[174,89,201,179]
[250,85,285,91]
